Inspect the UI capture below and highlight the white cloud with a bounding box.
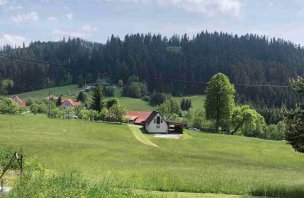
[52,29,85,38]
[52,25,98,40]
[0,34,27,47]
[48,16,58,21]
[81,25,98,32]
[9,5,22,10]
[105,0,242,17]
[0,0,9,6]
[11,11,39,23]
[65,13,73,20]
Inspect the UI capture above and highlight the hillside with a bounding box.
[0,114,304,197]
[10,85,205,112]
[9,84,80,100]
[1,32,303,108]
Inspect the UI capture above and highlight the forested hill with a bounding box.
[1,31,304,107]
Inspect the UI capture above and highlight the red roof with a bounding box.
[61,98,81,107]
[18,101,26,107]
[11,96,26,107]
[127,111,152,124]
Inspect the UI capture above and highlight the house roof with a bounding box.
[127,111,152,124]
[61,98,81,107]
[144,111,164,125]
[11,96,22,103]
[11,96,26,107]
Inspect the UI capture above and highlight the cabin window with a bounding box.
[154,119,156,123]
[157,116,161,124]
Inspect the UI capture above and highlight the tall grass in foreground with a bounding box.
[8,171,150,198]
[250,185,304,198]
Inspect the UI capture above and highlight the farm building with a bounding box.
[127,111,184,134]
[61,98,80,109]
[11,96,26,107]
[45,95,59,100]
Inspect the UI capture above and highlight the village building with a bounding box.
[61,98,80,109]
[11,96,26,107]
[45,95,59,100]
[127,111,184,134]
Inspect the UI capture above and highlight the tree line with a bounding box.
[1,31,304,113]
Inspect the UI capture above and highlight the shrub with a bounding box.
[107,104,127,122]
[31,101,47,115]
[105,86,115,97]
[50,108,64,118]
[149,92,171,106]
[123,82,147,98]
[102,98,119,109]
[142,95,150,102]
[0,97,19,114]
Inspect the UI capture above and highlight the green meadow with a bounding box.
[10,84,80,100]
[1,114,304,197]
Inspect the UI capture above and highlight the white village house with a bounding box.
[127,111,184,134]
[61,98,81,109]
[144,111,168,133]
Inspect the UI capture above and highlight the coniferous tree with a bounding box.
[56,96,62,107]
[91,85,104,112]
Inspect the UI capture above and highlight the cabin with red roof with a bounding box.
[61,98,81,109]
[127,111,184,134]
[11,96,26,107]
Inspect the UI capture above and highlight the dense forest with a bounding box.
[0,31,303,120]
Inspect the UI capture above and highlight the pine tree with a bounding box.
[91,85,104,112]
[56,96,62,107]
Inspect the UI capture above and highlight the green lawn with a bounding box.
[1,115,304,197]
[174,95,205,110]
[9,84,80,100]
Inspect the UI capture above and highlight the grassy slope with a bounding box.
[1,115,304,196]
[7,85,205,112]
[9,84,80,100]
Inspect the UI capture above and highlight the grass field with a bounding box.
[8,85,205,112]
[1,115,304,197]
[9,84,80,100]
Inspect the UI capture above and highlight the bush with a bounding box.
[105,86,115,97]
[102,98,119,109]
[150,92,171,106]
[50,108,64,118]
[156,99,181,118]
[31,101,47,115]
[0,97,19,114]
[123,82,147,98]
[107,104,127,122]
[142,95,150,102]
[117,80,123,87]
[78,109,98,121]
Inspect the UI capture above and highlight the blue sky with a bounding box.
[1,0,304,47]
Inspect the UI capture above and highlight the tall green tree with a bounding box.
[205,73,235,133]
[91,85,105,112]
[0,79,14,95]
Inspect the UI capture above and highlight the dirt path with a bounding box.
[128,125,159,148]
